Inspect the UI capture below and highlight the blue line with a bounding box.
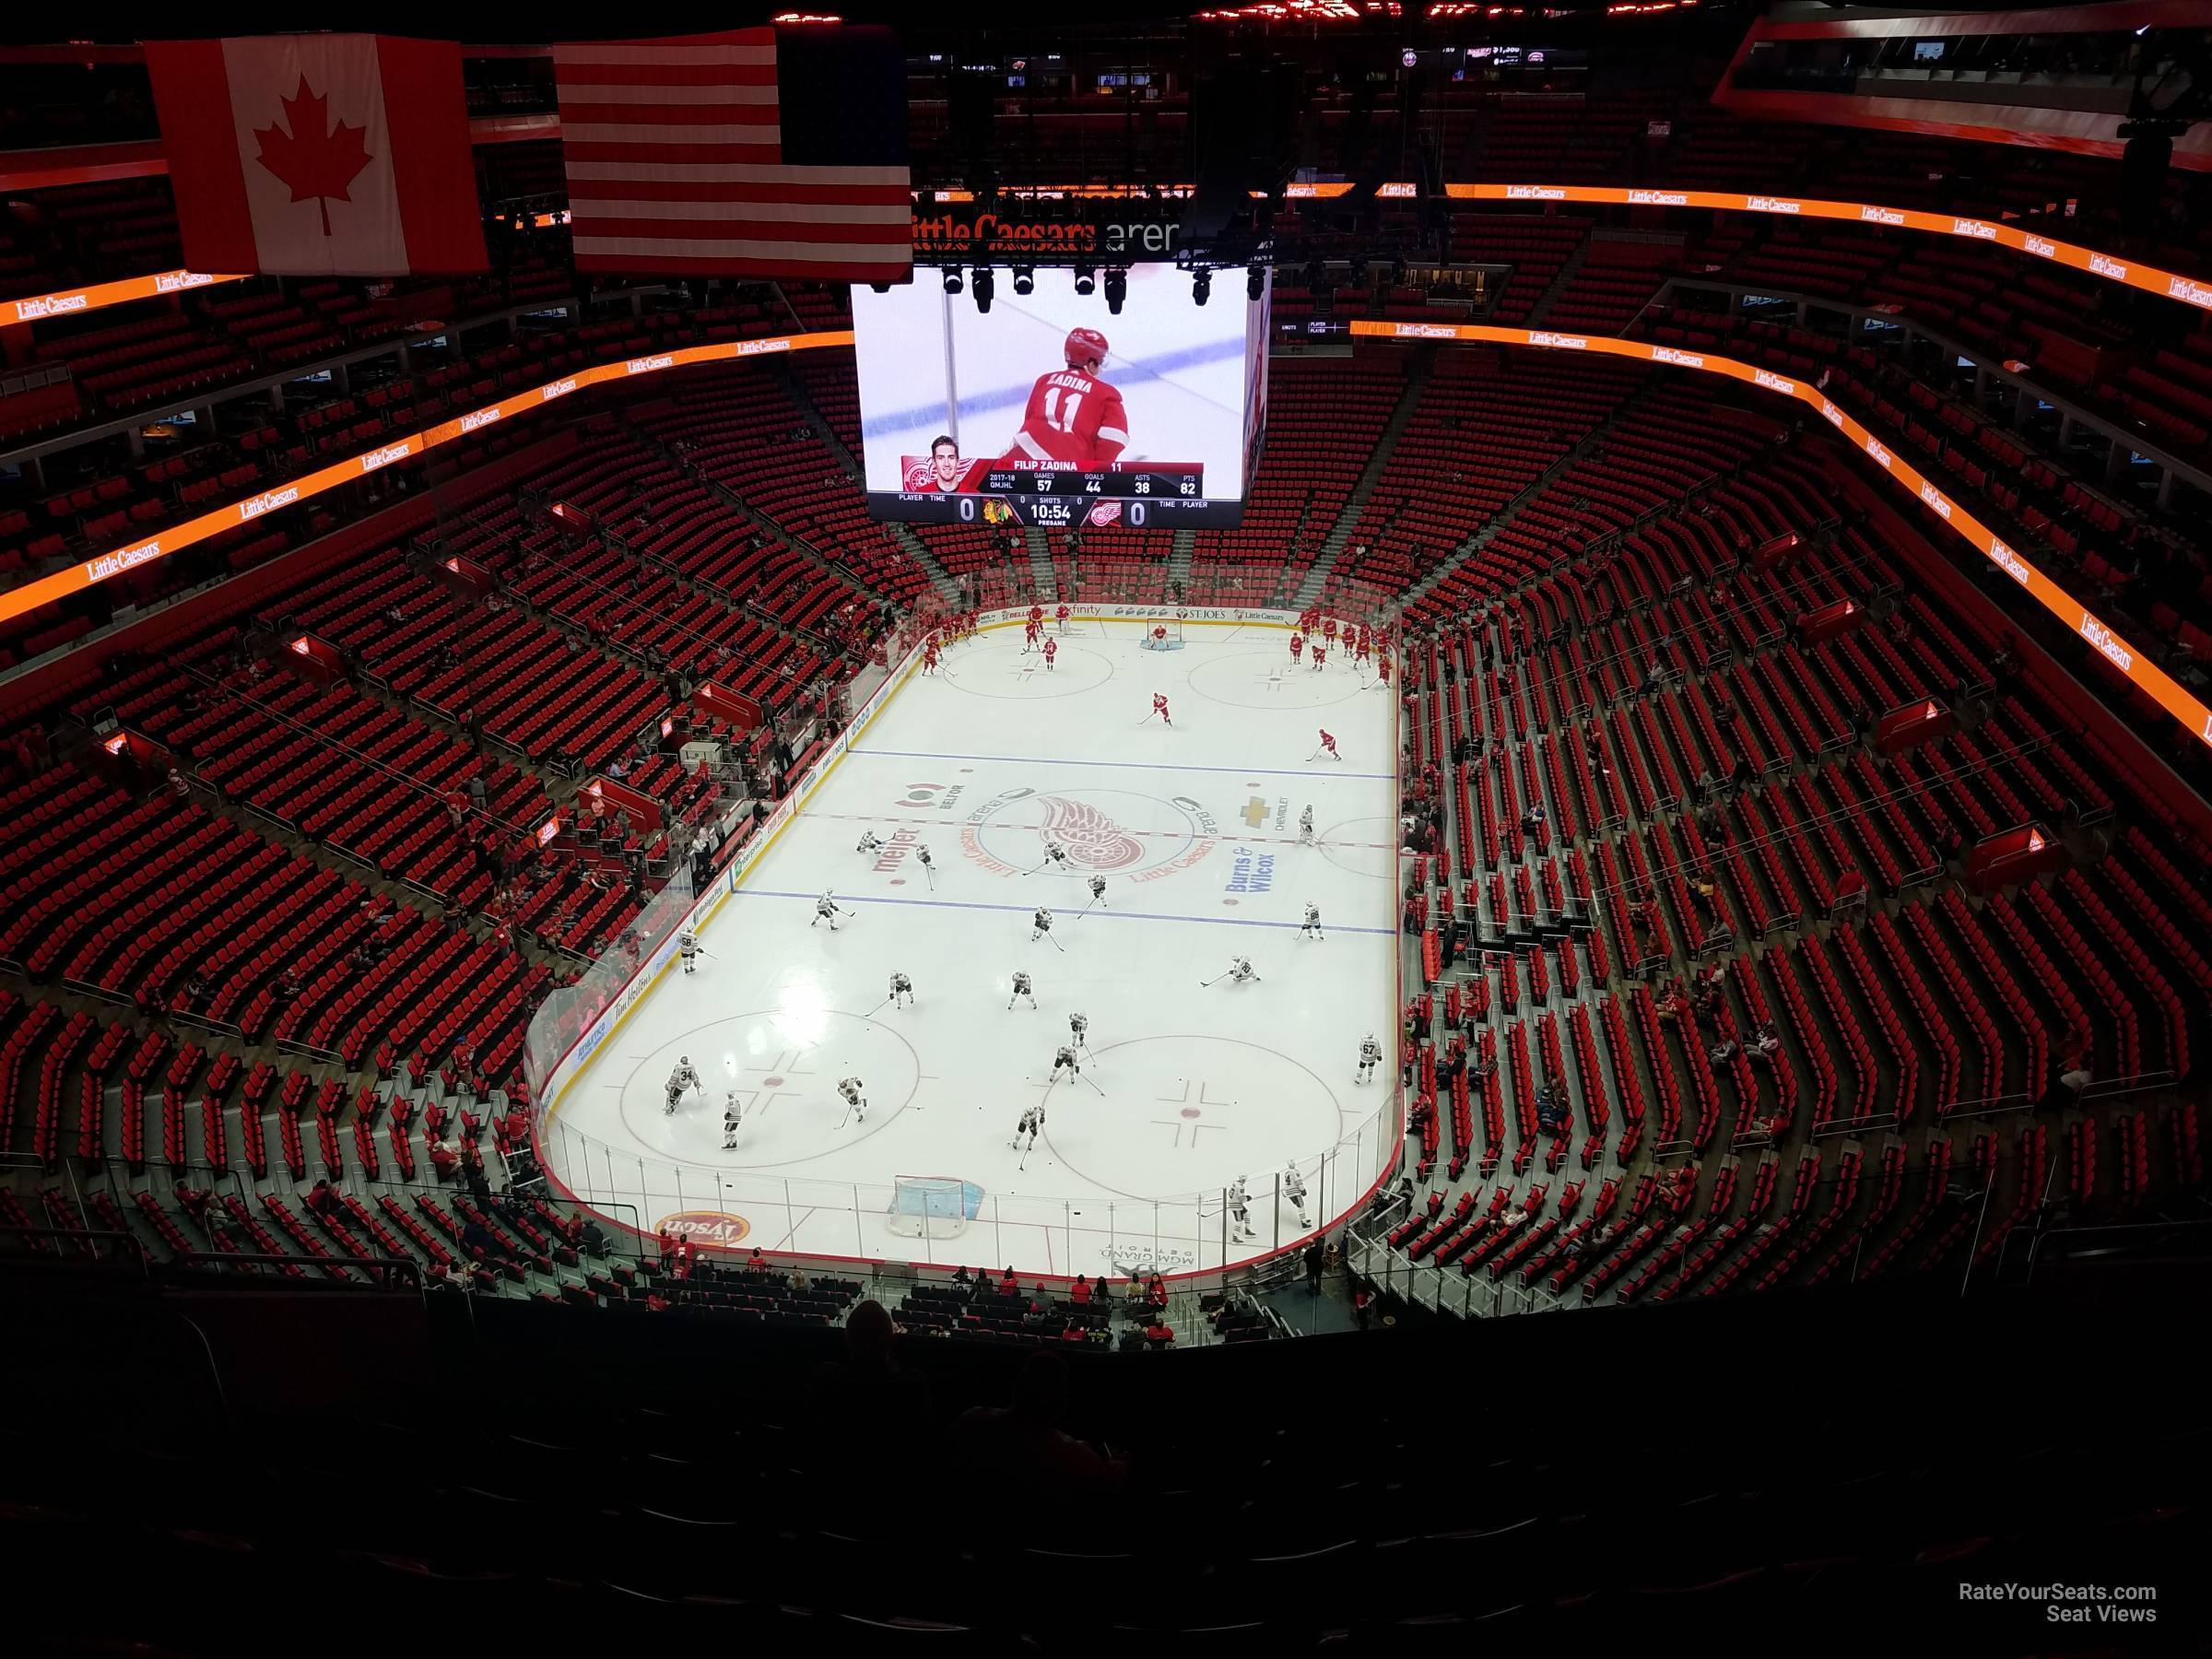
[854,746,1394,782]
[740,888,1397,937]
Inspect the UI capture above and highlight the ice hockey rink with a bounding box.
[539,615,1402,1280]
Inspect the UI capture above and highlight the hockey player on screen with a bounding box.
[1312,729,1341,762]
[813,891,845,930]
[1310,644,1326,673]
[921,638,940,676]
[1001,328,1129,470]
[1228,1176,1258,1243]
[678,929,701,975]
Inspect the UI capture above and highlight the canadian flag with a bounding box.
[147,35,485,276]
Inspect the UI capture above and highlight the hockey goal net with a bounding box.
[885,1174,977,1240]
[1139,614,1187,651]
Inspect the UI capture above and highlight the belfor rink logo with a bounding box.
[896,779,966,811]
[659,1210,750,1250]
[960,786,1219,882]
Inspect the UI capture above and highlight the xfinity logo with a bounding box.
[1988,538,2032,586]
[1629,190,1688,206]
[460,406,502,433]
[2079,615,2133,673]
[2168,276,2212,309]
[359,442,411,473]
[1529,331,1587,350]
[1952,218,1997,241]
[626,353,674,375]
[1860,206,1905,226]
[1747,195,1800,214]
[155,271,217,293]
[1753,369,1796,395]
[2024,235,2056,258]
[88,538,162,582]
[541,377,579,400]
[240,485,300,521]
[14,292,88,320]
[1651,347,1705,368]
[1393,323,1461,339]
[1865,438,1893,469]
[1506,185,1566,200]
[2088,253,2127,279]
[1918,482,1952,521]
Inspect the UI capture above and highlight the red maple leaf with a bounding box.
[254,76,373,239]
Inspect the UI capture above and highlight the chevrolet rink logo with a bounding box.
[626,354,674,375]
[359,441,411,473]
[88,537,162,582]
[240,486,300,521]
[460,406,503,433]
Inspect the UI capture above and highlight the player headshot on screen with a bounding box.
[926,435,966,491]
[1002,328,1129,469]
[901,434,985,493]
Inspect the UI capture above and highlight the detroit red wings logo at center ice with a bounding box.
[1036,794,1145,871]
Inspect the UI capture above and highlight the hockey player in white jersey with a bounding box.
[1012,1102,1044,1152]
[1300,902,1324,942]
[1050,1043,1081,1083]
[1035,839,1072,876]
[1086,874,1108,909]
[1228,956,1260,985]
[1007,970,1037,1010]
[1227,1175,1258,1242]
[665,1055,701,1113]
[855,830,885,855]
[812,890,844,930]
[888,970,914,1009]
[1068,1010,1089,1051]
[1030,907,1054,943]
[1298,805,1315,847]
[915,842,936,890]
[722,1092,744,1148]
[1356,1031,1382,1084]
[1282,1162,1314,1230]
[678,929,700,974]
[837,1076,867,1124]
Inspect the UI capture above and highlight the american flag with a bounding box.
[552,25,911,282]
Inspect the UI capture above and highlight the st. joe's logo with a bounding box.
[959,787,1218,882]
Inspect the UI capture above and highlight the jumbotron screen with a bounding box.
[850,264,1268,529]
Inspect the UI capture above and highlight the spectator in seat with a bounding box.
[1708,1035,1739,1067]
[1000,1266,1021,1298]
[306,1179,338,1218]
[428,1136,459,1180]
[950,1265,971,1290]
[789,1265,811,1294]
[460,1217,503,1263]
[179,1186,217,1228]
[1070,1276,1090,1305]
[1092,1275,1110,1305]
[167,767,191,802]
[1655,983,1687,1025]
[1750,1022,1782,1065]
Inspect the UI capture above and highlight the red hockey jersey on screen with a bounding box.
[1004,368,1129,468]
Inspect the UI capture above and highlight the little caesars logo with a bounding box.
[240,485,300,522]
[627,353,675,375]
[14,292,88,321]
[359,441,411,474]
[460,406,503,434]
[659,1210,750,1250]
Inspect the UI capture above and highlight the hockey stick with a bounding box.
[865,995,891,1018]
[1038,931,1066,953]
[1198,971,1232,988]
[1077,1070,1106,1098]
[835,1100,857,1129]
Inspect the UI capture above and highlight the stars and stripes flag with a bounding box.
[552,25,912,282]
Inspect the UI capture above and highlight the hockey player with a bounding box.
[1038,839,1072,875]
[1147,692,1172,727]
[1314,728,1342,762]
[1050,1043,1081,1083]
[678,929,700,974]
[1001,328,1128,470]
[812,891,844,930]
[1353,629,1371,670]
[1069,1010,1089,1050]
[1374,653,1394,690]
[922,638,940,676]
[1030,907,1054,943]
[1322,616,1339,651]
[1310,644,1326,672]
[1227,1175,1258,1242]
[1013,1102,1045,1152]
[1086,875,1108,908]
[1282,1162,1314,1230]
[1024,618,1043,653]
[1228,956,1260,985]
[1041,636,1058,672]
[1298,805,1315,847]
[1288,631,1304,665]
[837,1076,867,1124]
[1029,602,1045,630]
[888,970,914,1009]
[1055,602,1072,633]
[1300,901,1324,942]
[915,842,936,889]
[1007,970,1038,1010]
[855,830,885,855]
[665,1055,701,1113]
[1356,1031,1382,1085]
[722,1092,743,1149]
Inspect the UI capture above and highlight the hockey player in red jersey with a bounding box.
[922,637,940,675]
[1147,692,1172,727]
[1311,728,1341,762]
[1322,616,1339,649]
[1024,618,1043,653]
[1001,328,1129,469]
[1029,602,1045,629]
[1054,603,1071,632]
[1374,653,1393,689]
[1310,644,1327,673]
[1042,636,1058,672]
[1288,631,1304,664]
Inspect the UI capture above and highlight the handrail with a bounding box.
[0,1224,152,1277]
[168,1248,424,1290]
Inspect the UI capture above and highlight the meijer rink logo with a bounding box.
[659,1210,751,1249]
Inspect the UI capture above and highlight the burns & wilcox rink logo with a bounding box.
[658,1210,751,1250]
[960,786,1218,881]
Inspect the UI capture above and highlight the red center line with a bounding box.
[805,807,1393,850]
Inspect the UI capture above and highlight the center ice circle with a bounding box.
[614,1011,922,1170]
[960,786,1220,879]
[1041,1035,1346,1200]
